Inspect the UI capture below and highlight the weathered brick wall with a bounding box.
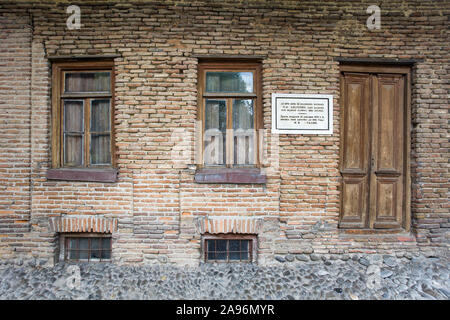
[0,0,448,265]
[0,6,32,259]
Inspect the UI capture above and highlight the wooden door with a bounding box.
[339,66,410,231]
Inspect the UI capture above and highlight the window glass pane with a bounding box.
[229,240,240,251]
[229,240,241,260]
[204,99,226,165]
[206,72,253,93]
[63,100,84,167]
[101,238,111,260]
[78,251,89,260]
[64,100,84,132]
[91,250,101,260]
[206,240,227,260]
[68,238,77,250]
[215,240,227,260]
[68,249,78,260]
[90,134,111,165]
[68,238,78,260]
[64,134,83,166]
[233,99,255,165]
[240,240,249,260]
[78,238,88,249]
[91,238,100,250]
[101,238,111,250]
[240,240,249,252]
[206,240,215,260]
[101,249,111,260]
[78,238,89,260]
[233,99,254,130]
[65,72,110,93]
[91,99,110,132]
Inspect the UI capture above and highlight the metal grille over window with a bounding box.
[65,237,111,262]
[205,239,252,262]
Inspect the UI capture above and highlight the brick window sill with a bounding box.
[46,168,118,183]
[194,168,266,184]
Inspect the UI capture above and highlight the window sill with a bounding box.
[46,168,118,183]
[194,168,266,184]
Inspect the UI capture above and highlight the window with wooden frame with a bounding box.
[203,234,256,263]
[195,60,265,184]
[59,234,112,262]
[48,60,117,182]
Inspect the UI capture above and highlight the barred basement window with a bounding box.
[64,235,112,262]
[204,235,255,263]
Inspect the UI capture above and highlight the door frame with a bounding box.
[339,63,412,233]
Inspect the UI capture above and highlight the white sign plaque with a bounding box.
[272,93,333,134]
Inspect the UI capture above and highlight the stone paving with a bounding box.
[0,253,448,300]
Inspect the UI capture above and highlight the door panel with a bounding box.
[340,70,407,230]
[339,73,371,228]
[375,178,398,222]
[370,74,404,229]
[341,177,369,227]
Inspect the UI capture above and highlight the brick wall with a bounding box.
[0,0,448,265]
[0,7,32,259]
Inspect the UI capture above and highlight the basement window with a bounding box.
[62,234,112,262]
[203,234,256,263]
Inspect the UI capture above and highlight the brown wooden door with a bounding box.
[340,68,409,230]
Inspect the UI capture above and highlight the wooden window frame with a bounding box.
[195,60,265,184]
[202,233,257,263]
[58,233,112,263]
[48,60,117,182]
[338,63,412,235]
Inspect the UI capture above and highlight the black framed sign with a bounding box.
[271,93,333,135]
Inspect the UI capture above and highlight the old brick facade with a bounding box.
[0,0,448,265]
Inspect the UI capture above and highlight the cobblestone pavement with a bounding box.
[0,253,448,300]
